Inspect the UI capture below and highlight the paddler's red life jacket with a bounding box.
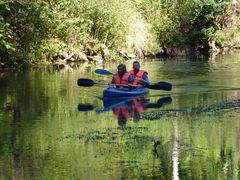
[129,70,148,85]
[113,71,131,90]
[113,107,131,119]
[132,99,145,113]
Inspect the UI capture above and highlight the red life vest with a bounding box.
[132,99,145,113]
[113,72,131,90]
[130,70,148,85]
[113,107,131,119]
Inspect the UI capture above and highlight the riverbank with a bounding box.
[1,1,240,69]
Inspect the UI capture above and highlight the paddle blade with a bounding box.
[146,97,172,108]
[77,78,95,87]
[78,104,94,111]
[157,97,172,105]
[95,69,113,75]
[147,82,172,91]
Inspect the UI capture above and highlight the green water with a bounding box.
[1,53,240,179]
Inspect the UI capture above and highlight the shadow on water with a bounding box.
[78,94,240,121]
[142,97,240,120]
[78,96,172,129]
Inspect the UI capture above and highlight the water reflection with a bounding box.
[1,55,240,179]
[78,96,172,128]
[172,119,179,180]
[103,97,149,129]
[142,98,240,120]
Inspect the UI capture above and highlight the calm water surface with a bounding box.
[1,53,240,179]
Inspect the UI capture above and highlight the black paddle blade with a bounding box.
[77,104,94,111]
[147,82,172,91]
[95,69,113,75]
[77,78,95,87]
[157,97,172,105]
[146,97,172,108]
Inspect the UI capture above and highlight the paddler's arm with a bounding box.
[143,72,149,82]
[128,74,134,89]
[109,77,116,88]
[137,72,150,86]
[111,76,114,84]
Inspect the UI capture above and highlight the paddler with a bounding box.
[111,64,133,90]
[129,60,149,86]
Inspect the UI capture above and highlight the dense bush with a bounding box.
[0,0,239,67]
[0,1,52,66]
[134,0,239,53]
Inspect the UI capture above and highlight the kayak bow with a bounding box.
[103,86,149,98]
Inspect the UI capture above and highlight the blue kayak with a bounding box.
[103,87,149,98]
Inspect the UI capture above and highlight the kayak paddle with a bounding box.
[77,104,94,111]
[145,97,172,108]
[95,69,172,91]
[77,78,171,90]
[95,69,113,75]
[77,78,137,88]
[77,78,107,87]
[147,82,172,91]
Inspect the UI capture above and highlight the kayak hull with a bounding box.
[103,87,149,99]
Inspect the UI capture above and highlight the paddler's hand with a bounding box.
[128,84,134,90]
[108,83,113,88]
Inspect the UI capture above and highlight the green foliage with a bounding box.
[133,0,239,51]
[0,1,51,65]
[132,0,178,49]
[215,26,240,47]
[0,15,16,52]
[172,0,234,50]
[0,0,137,65]
[0,0,240,67]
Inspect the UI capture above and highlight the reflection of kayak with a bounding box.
[102,96,172,110]
[98,96,172,113]
[98,96,148,113]
[103,97,146,109]
[103,87,149,98]
[78,96,172,113]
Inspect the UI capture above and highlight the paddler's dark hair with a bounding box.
[133,60,140,66]
[117,63,126,71]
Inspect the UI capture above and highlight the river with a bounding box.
[0,53,240,179]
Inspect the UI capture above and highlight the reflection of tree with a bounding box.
[142,98,240,120]
[0,71,59,178]
[152,138,172,179]
[172,119,179,180]
[0,71,52,123]
[1,69,240,179]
